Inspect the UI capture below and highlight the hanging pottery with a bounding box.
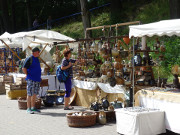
[123,36,130,45]
[114,56,122,62]
[160,44,166,52]
[104,61,111,67]
[115,77,124,85]
[114,62,120,69]
[98,40,103,53]
[107,71,113,78]
[111,46,119,57]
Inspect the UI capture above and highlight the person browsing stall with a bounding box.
[61,48,78,110]
[22,47,41,114]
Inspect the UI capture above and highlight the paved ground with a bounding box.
[0,94,179,135]
[0,94,118,135]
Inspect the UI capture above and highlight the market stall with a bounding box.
[0,30,75,97]
[129,19,180,134]
[0,30,75,73]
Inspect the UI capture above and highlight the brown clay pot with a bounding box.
[114,56,122,62]
[123,37,130,45]
[114,62,120,69]
[115,77,124,85]
[107,72,113,78]
[160,45,166,52]
[111,49,119,57]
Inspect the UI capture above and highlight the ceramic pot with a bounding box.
[101,96,109,111]
[90,102,99,111]
[114,62,120,69]
[160,44,166,52]
[111,100,122,109]
[107,71,113,78]
[123,37,130,44]
[98,111,106,125]
[114,56,122,62]
[111,48,119,57]
[173,74,180,88]
[108,77,116,87]
[115,77,124,85]
[134,53,142,66]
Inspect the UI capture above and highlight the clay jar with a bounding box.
[114,56,122,62]
[100,64,107,75]
[99,48,106,56]
[114,62,120,69]
[123,36,130,45]
[160,44,166,52]
[107,68,114,78]
[104,61,111,67]
[111,48,119,57]
[115,77,124,85]
[102,54,109,60]
[98,111,106,125]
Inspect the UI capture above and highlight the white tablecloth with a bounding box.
[115,107,166,135]
[73,80,98,90]
[138,96,180,134]
[73,80,125,94]
[97,83,125,93]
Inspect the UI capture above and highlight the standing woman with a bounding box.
[61,48,77,110]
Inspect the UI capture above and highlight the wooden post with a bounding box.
[86,21,140,31]
[39,43,48,56]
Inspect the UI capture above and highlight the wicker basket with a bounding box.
[18,97,42,109]
[66,112,97,127]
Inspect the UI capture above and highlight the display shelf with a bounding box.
[134,50,159,53]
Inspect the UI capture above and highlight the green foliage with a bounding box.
[53,11,110,39]
[147,36,180,82]
[135,0,169,23]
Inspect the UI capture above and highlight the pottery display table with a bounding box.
[135,89,180,133]
[115,107,166,135]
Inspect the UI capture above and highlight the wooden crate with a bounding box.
[5,83,22,90]
[0,75,13,83]
[6,89,27,100]
[21,84,27,89]
[16,77,26,85]
[4,75,13,81]
[0,76,4,82]
[40,79,49,87]
[0,85,5,94]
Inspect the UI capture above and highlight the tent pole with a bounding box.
[132,37,135,107]
[28,46,51,69]
[39,43,48,56]
[0,40,22,60]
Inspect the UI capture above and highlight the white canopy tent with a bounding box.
[129,19,180,134]
[129,19,180,38]
[0,30,75,51]
[0,30,76,69]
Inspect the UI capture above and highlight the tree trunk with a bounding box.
[80,0,92,38]
[169,0,180,19]
[0,0,11,32]
[11,0,16,32]
[26,0,32,29]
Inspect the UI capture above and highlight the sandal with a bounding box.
[68,106,74,109]
[64,106,74,110]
